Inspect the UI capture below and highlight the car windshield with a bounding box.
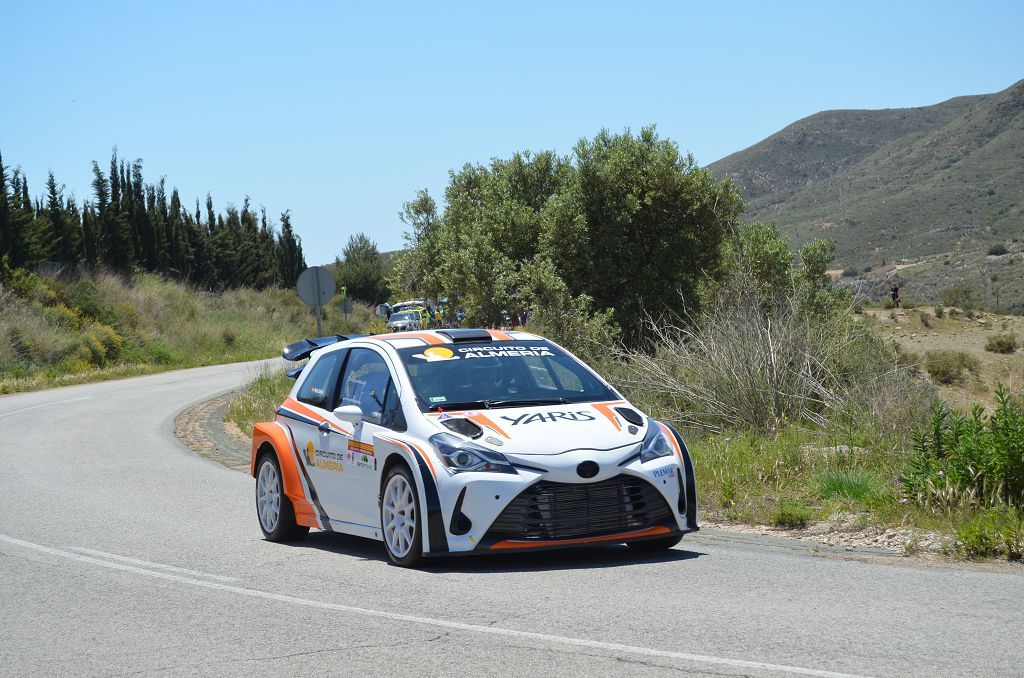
[396,340,616,411]
[390,312,417,321]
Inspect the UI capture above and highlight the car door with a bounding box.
[287,349,363,525]
[336,347,405,527]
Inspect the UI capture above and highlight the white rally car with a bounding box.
[252,328,698,566]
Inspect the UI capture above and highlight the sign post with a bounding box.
[296,266,337,336]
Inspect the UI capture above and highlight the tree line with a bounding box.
[0,148,306,289]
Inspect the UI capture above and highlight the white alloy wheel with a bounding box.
[383,473,417,559]
[257,459,281,534]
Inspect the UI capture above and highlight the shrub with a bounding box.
[70,280,119,327]
[987,243,1009,256]
[221,327,238,347]
[76,324,123,367]
[841,268,858,278]
[924,350,979,385]
[985,333,1018,354]
[956,506,1023,560]
[611,267,931,433]
[7,325,37,362]
[816,468,880,502]
[920,311,932,328]
[143,339,177,365]
[902,388,1024,509]
[941,285,976,311]
[934,304,945,319]
[769,499,813,528]
[862,266,873,273]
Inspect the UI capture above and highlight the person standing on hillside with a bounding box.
[890,283,901,309]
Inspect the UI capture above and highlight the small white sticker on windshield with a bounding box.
[429,396,447,403]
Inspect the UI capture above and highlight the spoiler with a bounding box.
[281,334,365,362]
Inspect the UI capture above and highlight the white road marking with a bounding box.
[69,546,240,583]
[0,397,91,419]
[0,534,870,678]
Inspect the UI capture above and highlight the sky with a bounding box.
[2,1,1022,263]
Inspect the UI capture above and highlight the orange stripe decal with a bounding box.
[489,526,671,550]
[382,436,439,481]
[466,412,510,439]
[485,329,513,341]
[407,441,438,481]
[281,397,353,436]
[657,421,684,464]
[591,401,625,432]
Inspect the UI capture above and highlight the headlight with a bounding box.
[641,421,675,463]
[429,433,517,474]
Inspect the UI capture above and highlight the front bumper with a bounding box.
[425,458,697,556]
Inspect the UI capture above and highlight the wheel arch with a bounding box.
[251,421,320,528]
[375,436,449,554]
[663,422,699,531]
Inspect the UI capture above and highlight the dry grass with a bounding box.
[0,271,375,393]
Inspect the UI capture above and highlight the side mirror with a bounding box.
[333,404,363,424]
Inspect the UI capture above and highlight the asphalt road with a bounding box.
[1,362,1022,677]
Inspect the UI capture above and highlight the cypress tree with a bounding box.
[0,149,10,263]
[46,171,80,264]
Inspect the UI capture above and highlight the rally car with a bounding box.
[252,328,698,566]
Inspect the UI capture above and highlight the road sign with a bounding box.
[296,266,336,335]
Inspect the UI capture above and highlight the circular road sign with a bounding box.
[296,266,336,308]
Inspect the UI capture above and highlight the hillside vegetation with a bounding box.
[708,79,1024,273]
[0,268,374,393]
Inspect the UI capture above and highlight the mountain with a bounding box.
[708,80,1024,270]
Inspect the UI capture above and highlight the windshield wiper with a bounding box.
[482,398,568,408]
[427,397,568,412]
[428,400,490,412]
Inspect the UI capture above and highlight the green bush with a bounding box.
[934,304,944,319]
[769,499,813,528]
[902,387,1024,508]
[940,285,976,311]
[70,280,120,327]
[924,350,980,385]
[76,324,124,367]
[816,468,880,502]
[987,243,1009,256]
[956,506,1023,560]
[985,333,1018,354]
[841,267,858,278]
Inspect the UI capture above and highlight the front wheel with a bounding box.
[256,453,309,542]
[626,534,682,551]
[380,465,424,567]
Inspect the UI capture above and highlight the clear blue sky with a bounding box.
[2,1,1022,263]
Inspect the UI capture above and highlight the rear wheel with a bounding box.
[626,534,682,551]
[256,453,309,542]
[381,464,423,567]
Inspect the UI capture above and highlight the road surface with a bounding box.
[1,362,1022,677]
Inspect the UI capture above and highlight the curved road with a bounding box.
[1,362,1022,677]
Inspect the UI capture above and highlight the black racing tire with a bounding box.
[626,534,682,551]
[380,463,424,567]
[255,452,309,542]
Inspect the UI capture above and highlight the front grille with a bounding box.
[486,474,673,541]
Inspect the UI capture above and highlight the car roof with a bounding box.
[338,328,544,352]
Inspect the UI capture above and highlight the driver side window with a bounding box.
[338,349,392,425]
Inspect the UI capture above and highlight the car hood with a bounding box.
[426,401,646,456]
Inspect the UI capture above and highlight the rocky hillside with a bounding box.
[709,79,1024,271]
